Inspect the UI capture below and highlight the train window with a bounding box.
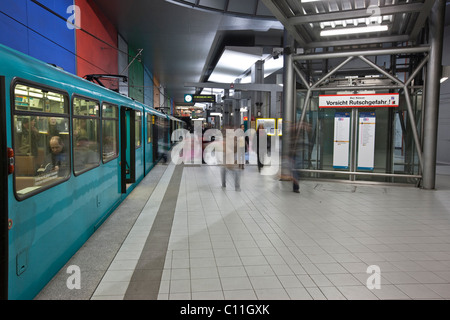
[102,103,119,162]
[73,97,100,175]
[147,113,153,144]
[14,84,68,114]
[12,83,70,199]
[135,111,142,148]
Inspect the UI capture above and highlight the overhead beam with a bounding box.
[287,2,424,25]
[306,35,411,49]
[261,0,307,47]
[185,82,283,92]
[293,46,430,61]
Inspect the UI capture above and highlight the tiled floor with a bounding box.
[37,163,450,300]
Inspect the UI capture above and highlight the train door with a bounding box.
[0,76,8,299]
[120,107,136,193]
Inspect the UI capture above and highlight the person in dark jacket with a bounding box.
[290,121,311,193]
[48,136,69,177]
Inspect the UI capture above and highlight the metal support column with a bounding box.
[423,0,445,189]
[223,89,231,127]
[252,60,264,118]
[281,32,295,178]
[233,99,241,128]
[350,108,359,181]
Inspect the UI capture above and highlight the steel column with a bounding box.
[281,32,295,178]
[422,0,446,189]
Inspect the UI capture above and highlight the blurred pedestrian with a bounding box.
[256,123,265,172]
[238,124,247,169]
[221,125,241,191]
[290,121,311,193]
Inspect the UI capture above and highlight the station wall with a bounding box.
[0,0,163,110]
[128,46,144,103]
[75,0,118,90]
[438,25,450,165]
[0,0,76,73]
[144,66,154,107]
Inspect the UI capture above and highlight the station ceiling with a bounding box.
[92,0,283,105]
[93,0,450,105]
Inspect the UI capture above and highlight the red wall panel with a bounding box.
[75,0,118,90]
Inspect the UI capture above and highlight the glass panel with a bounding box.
[157,118,169,158]
[135,111,142,148]
[14,115,70,197]
[147,115,153,144]
[14,84,67,113]
[73,118,100,174]
[73,97,99,117]
[297,90,422,184]
[102,119,119,162]
[102,103,118,119]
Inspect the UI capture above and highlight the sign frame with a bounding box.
[333,112,351,169]
[357,111,376,171]
[319,93,399,108]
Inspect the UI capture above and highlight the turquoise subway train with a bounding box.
[0,44,185,299]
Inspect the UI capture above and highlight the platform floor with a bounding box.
[36,163,450,300]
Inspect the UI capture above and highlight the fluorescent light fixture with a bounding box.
[29,92,44,98]
[440,77,448,84]
[320,25,388,37]
[15,89,28,95]
[209,49,262,83]
[208,72,238,84]
[264,56,284,78]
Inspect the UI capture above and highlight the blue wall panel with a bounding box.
[27,0,76,73]
[0,0,28,53]
[0,0,76,74]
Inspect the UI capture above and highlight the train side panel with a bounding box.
[2,44,140,299]
[2,43,183,299]
[8,165,122,299]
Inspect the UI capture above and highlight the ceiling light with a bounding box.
[209,49,262,83]
[320,25,388,37]
[264,57,284,78]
